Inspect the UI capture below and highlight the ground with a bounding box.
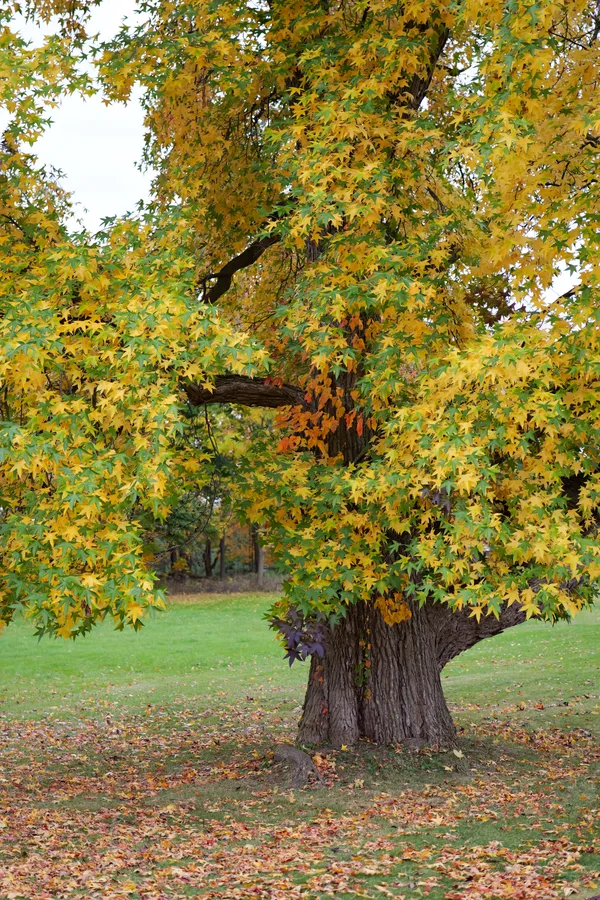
[0,595,598,900]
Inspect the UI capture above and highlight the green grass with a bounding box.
[0,593,306,718]
[2,595,597,729]
[0,597,598,900]
[443,607,600,729]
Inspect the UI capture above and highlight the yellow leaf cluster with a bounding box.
[375,594,413,627]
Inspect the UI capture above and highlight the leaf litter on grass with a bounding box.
[0,699,598,900]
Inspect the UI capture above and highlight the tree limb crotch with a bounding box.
[434,602,527,671]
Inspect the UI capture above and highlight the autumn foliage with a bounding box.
[1,0,599,743]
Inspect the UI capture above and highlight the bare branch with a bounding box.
[202,234,281,304]
[435,602,526,670]
[584,131,600,148]
[386,24,450,111]
[407,26,450,110]
[185,374,306,409]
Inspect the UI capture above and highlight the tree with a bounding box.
[1,0,599,746]
[139,405,244,580]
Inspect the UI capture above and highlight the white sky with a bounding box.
[7,0,152,232]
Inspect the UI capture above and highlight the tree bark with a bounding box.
[251,525,259,573]
[185,374,306,409]
[170,547,183,579]
[251,525,265,586]
[203,538,217,577]
[219,536,225,579]
[298,599,525,748]
[201,234,281,304]
[257,543,265,588]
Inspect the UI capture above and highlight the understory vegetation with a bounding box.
[0,595,598,900]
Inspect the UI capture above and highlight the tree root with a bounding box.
[273,743,324,788]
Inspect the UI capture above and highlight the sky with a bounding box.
[8,0,152,232]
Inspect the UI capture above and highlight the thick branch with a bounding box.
[386,25,449,112]
[202,234,281,304]
[434,602,526,670]
[185,374,305,409]
[407,26,450,110]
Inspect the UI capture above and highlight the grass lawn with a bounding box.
[0,595,598,899]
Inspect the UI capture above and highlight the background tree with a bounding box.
[141,404,275,582]
[140,406,233,579]
[1,0,599,747]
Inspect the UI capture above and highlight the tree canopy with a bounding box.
[1,0,599,656]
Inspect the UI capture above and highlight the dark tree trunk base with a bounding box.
[298,600,526,749]
[299,601,456,748]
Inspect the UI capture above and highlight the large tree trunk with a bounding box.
[298,599,525,748]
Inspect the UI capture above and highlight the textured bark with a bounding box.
[202,234,281,304]
[298,600,525,748]
[251,524,260,574]
[322,369,372,464]
[257,544,265,588]
[433,602,526,670]
[203,538,217,577]
[299,605,362,747]
[185,374,305,409]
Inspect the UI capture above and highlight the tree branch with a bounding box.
[434,602,526,671]
[407,26,450,110]
[386,24,449,112]
[185,374,306,409]
[199,22,453,309]
[201,234,281,304]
